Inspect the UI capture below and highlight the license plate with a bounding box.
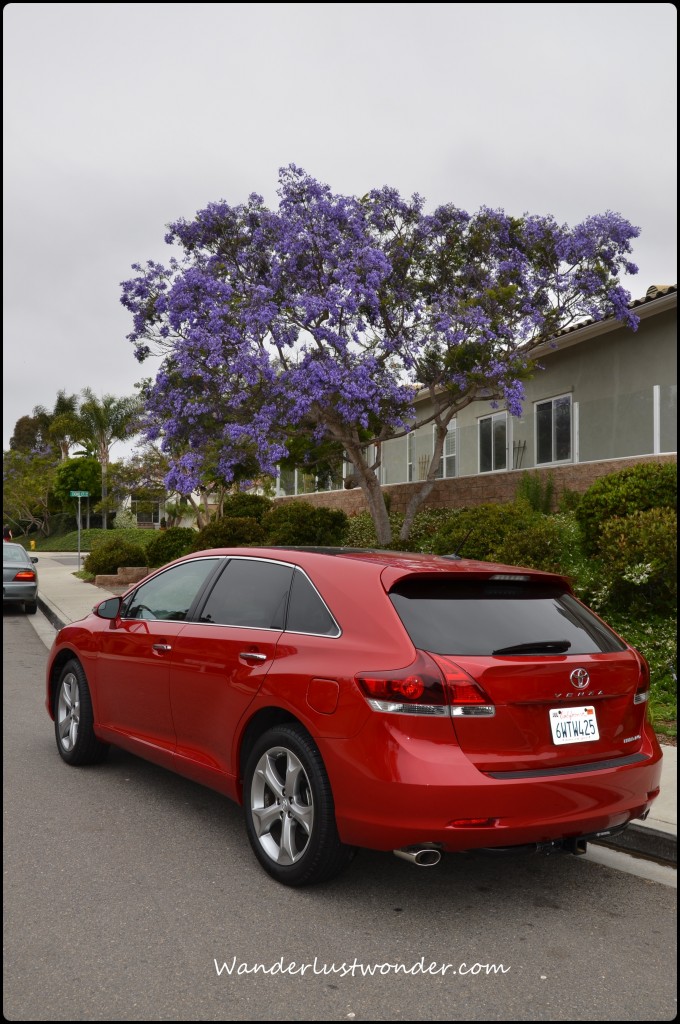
[549,705,599,745]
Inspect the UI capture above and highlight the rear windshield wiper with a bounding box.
[492,639,572,655]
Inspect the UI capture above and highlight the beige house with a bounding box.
[276,284,677,512]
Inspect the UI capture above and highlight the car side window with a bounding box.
[198,558,294,629]
[285,569,340,637]
[123,559,221,621]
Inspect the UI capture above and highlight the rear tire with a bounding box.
[25,600,38,615]
[244,724,355,886]
[54,659,109,766]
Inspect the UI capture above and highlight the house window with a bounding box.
[407,432,415,482]
[479,413,507,473]
[434,422,457,479]
[536,395,572,464]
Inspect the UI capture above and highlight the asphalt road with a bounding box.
[3,609,677,1022]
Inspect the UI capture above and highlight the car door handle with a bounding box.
[152,643,172,652]
[239,651,267,662]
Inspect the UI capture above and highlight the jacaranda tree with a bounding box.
[121,165,640,545]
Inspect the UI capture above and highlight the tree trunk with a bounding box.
[399,419,448,542]
[344,440,392,546]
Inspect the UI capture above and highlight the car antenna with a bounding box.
[443,527,474,561]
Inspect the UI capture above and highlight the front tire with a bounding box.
[54,659,109,766]
[244,724,355,886]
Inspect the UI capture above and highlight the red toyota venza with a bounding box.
[45,547,662,886]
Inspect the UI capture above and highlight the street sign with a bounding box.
[70,491,90,497]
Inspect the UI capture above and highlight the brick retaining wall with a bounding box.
[274,453,676,516]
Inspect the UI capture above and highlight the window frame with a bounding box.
[478,411,508,474]
[534,393,573,466]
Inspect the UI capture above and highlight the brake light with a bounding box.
[355,651,448,715]
[13,571,36,581]
[430,654,495,717]
[356,652,495,718]
[633,650,651,705]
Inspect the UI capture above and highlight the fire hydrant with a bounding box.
[30,540,36,551]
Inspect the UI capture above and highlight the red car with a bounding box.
[45,547,662,886]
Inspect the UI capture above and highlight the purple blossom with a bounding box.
[121,165,640,498]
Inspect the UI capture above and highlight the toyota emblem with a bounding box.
[570,668,590,689]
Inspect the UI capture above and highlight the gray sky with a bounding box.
[3,2,677,453]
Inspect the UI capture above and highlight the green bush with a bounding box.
[33,528,158,553]
[262,502,348,546]
[146,527,197,568]
[113,508,138,529]
[191,517,266,551]
[84,538,148,576]
[221,493,273,522]
[430,501,539,560]
[493,514,575,574]
[341,510,403,548]
[594,508,677,614]
[515,471,555,514]
[402,508,459,552]
[576,462,677,554]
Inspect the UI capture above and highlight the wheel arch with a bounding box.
[236,707,315,802]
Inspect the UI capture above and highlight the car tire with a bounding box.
[25,600,38,615]
[54,659,109,766]
[243,723,355,886]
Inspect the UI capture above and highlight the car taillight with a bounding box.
[429,654,495,718]
[356,651,495,718]
[13,571,36,581]
[355,651,448,716]
[633,650,651,705]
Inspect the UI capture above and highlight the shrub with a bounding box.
[343,510,406,548]
[190,517,266,551]
[113,508,138,529]
[430,501,539,560]
[594,508,677,615]
[84,538,148,576]
[262,502,348,546]
[493,514,574,574]
[221,493,273,522]
[576,462,677,554]
[515,471,555,514]
[402,508,460,552]
[146,527,197,568]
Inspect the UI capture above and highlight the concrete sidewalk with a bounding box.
[30,550,677,866]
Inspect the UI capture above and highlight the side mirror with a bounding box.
[31,557,39,563]
[95,596,122,620]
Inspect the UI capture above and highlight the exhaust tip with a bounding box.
[393,845,442,867]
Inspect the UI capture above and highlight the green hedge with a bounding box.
[84,538,148,576]
[191,517,266,550]
[576,462,677,554]
[262,502,348,546]
[146,527,197,568]
[595,508,677,614]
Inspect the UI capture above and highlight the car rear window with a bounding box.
[389,577,626,656]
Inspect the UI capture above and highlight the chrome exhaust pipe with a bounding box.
[393,845,442,867]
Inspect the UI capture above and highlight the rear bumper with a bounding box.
[3,583,38,603]
[324,718,663,853]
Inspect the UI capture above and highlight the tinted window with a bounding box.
[389,578,626,656]
[123,559,220,621]
[199,558,294,629]
[285,569,339,636]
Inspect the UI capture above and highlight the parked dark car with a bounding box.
[45,547,662,886]
[3,542,39,614]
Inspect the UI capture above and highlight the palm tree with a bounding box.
[48,390,82,460]
[75,389,142,528]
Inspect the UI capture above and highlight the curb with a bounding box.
[593,824,677,865]
[37,596,66,633]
